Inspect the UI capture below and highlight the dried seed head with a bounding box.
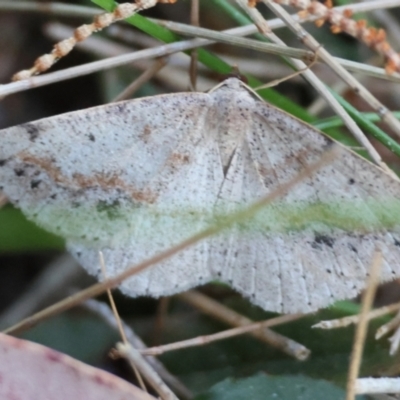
[12,70,32,81]
[314,18,326,28]
[34,54,56,73]
[261,0,400,75]
[54,39,76,58]
[74,25,93,42]
[11,0,161,81]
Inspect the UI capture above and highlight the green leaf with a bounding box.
[21,310,118,365]
[0,206,64,252]
[327,90,400,160]
[195,374,367,400]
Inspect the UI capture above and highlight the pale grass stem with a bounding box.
[346,250,383,400]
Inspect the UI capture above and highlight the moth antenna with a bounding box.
[11,0,176,81]
[250,0,400,75]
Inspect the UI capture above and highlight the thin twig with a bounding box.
[189,0,199,90]
[117,343,179,400]
[3,11,400,98]
[11,0,175,80]
[177,290,309,360]
[140,314,303,356]
[237,0,388,170]
[44,22,214,91]
[99,253,128,344]
[54,19,400,88]
[83,299,193,399]
[99,252,148,393]
[0,41,204,98]
[1,0,399,21]
[156,18,400,83]
[388,319,400,355]
[307,79,348,116]
[374,309,400,355]
[375,309,400,339]
[3,0,400,83]
[112,57,168,102]
[356,377,400,394]
[0,1,100,17]
[312,301,400,330]
[263,0,400,74]
[254,55,319,90]
[346,251,383,400]
[262,0,400,140]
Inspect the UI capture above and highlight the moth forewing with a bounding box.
[1,78,400,313]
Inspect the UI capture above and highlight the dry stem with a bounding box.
[346,251,383,400]
[178,290,309,360]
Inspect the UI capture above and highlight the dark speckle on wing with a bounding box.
[348,244,358,253]
[21,123,40,142]
[30,179,41,189]
[96,199,122,220]
[312,233,335,249]
[322,136,334,149]
[14,168,25,177]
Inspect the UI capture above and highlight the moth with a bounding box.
[1,78,400,314]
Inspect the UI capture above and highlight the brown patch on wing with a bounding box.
[139,124,152,143]
[17,152,157,204]
[73,172,157,203]
[168,152,191,166]
[18,153,65,183]
[255,146,315,186]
